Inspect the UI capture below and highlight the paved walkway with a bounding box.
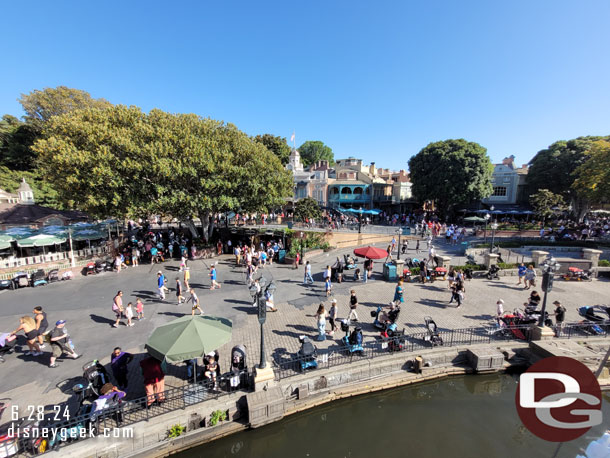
[0,239,608,419]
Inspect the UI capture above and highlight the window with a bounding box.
[341,187,352,194]
[492,187,507,197]
[503,176,511,183]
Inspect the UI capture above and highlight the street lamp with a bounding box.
[299,231,305,265]
[396,228,402,261]
[358,207,363,234]
[68,227,76,268]
[484,213,490,243]
[538,256,561,327]
[489,221,499,254]
[254,279,275,370]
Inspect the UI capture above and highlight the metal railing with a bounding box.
[274,322,609,380]
[11,373,251,456]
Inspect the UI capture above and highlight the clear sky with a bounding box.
[1,0,609,170]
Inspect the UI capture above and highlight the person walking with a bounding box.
[112,291,124,328]
[428,245,436,267]
[524,265,536,290]
[11,316,42,356]
[33,306,48,349]
[401,239,408,254]
[304,261,314,285]
[328,299,338,335]
[157,271,166,300]
[209,264,221,290]
[140,356,165,407]
[294,252,300,269]
[176,278,185,304]
[189,289,203,315]
[234,245,241,266]
[48,320,80,367]
[416,239,420,254]
[516,263,526,286]
[385,244,393,262]
[348,290,359,322]
[125,302,135,327]
[135,297,144,320]
[110,347,133,390]
[393,279,404,304]
[315,304,328,341]
[496,299,505,318]
[325,275,332,297]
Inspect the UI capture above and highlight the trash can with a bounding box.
[402,227,411,236]
[278,249,286,264]
[461,241,469,255]
[383,263,397,281]
[287,222,293,229]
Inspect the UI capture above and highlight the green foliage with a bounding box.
[287,231,329,256]
[529,189,566,224]
[167,424,186,438]
[450,264,488,271]
[294,197,322,222]
[598,260,610,267]
[572,140,610,205]
[253,134,291,165]
[0,166,60,207]
[19,86,111,125]
[408,139,493,217]
[209,410,227,426]
[497,262,520,269]
[0,115,39,170]
[297,140,334,166]
[33,106,293,219]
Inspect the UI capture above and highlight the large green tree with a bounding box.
[33,106,292,239]
[529,189,566,225]
[572,140,610,206]
[294,197,322,222]
[527,136,610,220]
[408,139,493,217]
[253,134,291,165]
[297,140,334,166]
[0,115,39,170]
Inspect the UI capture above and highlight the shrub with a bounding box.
[167,424,186,438]
[498,262,519,269]
[209,410,227,426]
[450,264,487,271]
[599,259,610,267]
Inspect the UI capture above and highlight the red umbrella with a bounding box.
[353,246,388,259]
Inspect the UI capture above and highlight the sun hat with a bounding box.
[56,320,66,325]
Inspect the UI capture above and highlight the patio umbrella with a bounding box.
[145,315,233,363]
[353,246,388,259]
[464,216,487,223]
[16,233,66,247]
[0,235,14,250]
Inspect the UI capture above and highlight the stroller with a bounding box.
[340,321,364,355]
[486,265,500,280]
[424,316,443,346]
[380,327,406,352]
[343,254,357,270]
[402,267,412,282]
[464,268,473,281]
[0,333,17,363]
[31,269,48,287]
[297,336,318,371]
[47,269,60,283]
[93,260,104,274]
[12,272,29,289]
[434,267,447,280]
[563,267,592,282]
[75,361,111,401]
[577,306,606,335]
[499,314,528,340]
[226,345,248,389]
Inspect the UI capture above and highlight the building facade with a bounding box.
[482,156,528,206]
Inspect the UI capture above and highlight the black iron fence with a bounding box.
[9,373,250,456]
[274,322,609,380]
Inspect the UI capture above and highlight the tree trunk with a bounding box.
[572,197,589,222]
[185,219,199,239]
[198,211,211,242]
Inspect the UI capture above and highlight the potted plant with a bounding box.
[208,409,227,426]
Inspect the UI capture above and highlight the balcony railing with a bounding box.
[328,194,370,202]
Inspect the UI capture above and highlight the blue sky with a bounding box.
[1,0,609,170]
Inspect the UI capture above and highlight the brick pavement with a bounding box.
[0,241,608,418]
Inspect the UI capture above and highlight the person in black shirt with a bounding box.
[33,306,48,349]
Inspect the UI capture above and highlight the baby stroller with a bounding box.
[563,267,592,281]
[577,306,606,335]
[297,336,318,371]
[464,268,473,281]
[226,345,248,389]
[340,321,364,355]
[424,316,443,346]
[92,260,103,274]
[75,360,110,401]
[499,314,528,340]
[405,258,414,268]
[434,267,448,280]
[12,272,29,289]
[380,327,406,352]
[0,333,17,363]
[31,269,48,287]
[47,269,60,283]
[486,265,500,280]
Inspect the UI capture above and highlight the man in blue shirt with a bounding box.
[516,263,527,286]
[210,265,221,290]
[157,271,166,300]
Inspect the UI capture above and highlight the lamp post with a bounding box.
[68,228,76,268]
[396,228,402,261]
[256,279,275,369]
[484,213,490,243]
[299,231,304,265]
[489,221,498,254]
[358,207,363,234]
[538,256,560,327]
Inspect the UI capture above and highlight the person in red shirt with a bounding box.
[140,356,165,407]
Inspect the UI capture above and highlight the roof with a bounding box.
[0,203,87,225]
[17,178,32,192]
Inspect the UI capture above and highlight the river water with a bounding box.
[178,374,610,458]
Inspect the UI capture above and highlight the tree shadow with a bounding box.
[463,314,494,321]
[233,306,256,314]
[165,266,180,271]
[224,299,252,305]
[486,283,523,290]
[286,324,314,333]
[157,311,185,318]
[414,299,448,309]
[133,290,157,299]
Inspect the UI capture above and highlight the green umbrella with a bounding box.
[464,216,487,222]
[16,233,66,247]
[0,235,14,250]
[145,315,233,363]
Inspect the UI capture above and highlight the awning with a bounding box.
[17,234,66,247]
[0,235,15,250]
[72,229,106,241]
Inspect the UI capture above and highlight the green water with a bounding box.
[177,374,610,458]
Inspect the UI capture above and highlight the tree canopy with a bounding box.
[253,134,291,165]
[294,197,322,222]
[572,140,610,205]
[0,115,39,170]
[19,86,111,126]
[33,106,293,230]
[297,140,334,166]
[408,139,493,217]
[529,189,566,225]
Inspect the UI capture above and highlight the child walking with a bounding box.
[135,298,144,320]
[176,278,185,304]
[125,302,135,327]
